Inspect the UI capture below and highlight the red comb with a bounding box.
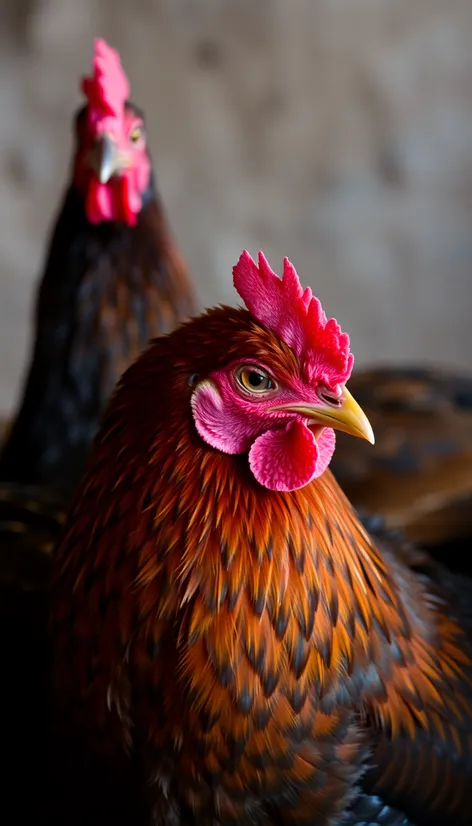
[81,38,130,122]
[233,251,354,387]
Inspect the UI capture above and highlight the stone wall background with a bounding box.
[1,0,472,416]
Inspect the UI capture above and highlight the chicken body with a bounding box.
[0,41,195,495]
[51,290,472,826]
[331,366,472,573]
[0,181,193,493]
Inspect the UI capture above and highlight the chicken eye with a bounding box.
[129,125,144,144]
[236,366,275,394]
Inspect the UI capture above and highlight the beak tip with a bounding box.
[90,134,123,185]
[359,415,375,445]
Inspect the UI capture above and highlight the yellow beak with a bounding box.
[88,134,130,184]
[269,386,375,444]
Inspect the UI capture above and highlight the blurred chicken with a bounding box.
[0,38,196,496]
[331,366,472,571]
[0,38,196,822]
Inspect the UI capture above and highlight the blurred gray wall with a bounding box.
[1,0,472,416]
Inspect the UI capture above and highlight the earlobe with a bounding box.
[190,380,223,448]
[190,380,253,455]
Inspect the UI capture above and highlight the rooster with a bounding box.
[331,366,472,574]
[0,39,195,823]
[50,251,472,825]
[0,38,196,495]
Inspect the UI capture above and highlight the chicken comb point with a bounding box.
[81,37,130,120]
[233,250,354,387]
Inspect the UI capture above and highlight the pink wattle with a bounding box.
[191,381,336,492]
[249,421,335,491]
[85,175,139,226]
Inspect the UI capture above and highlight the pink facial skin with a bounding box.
[191,251,355,492]
[74,38,151,226]
[191,361,337,492]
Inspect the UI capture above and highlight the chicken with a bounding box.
[330,366,472,575]
[0,38,195,822]
[50,251,472,825]
[0,38,196,496]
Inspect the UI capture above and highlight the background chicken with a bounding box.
[0,39,196,822]
[50,251,472,826]
[0,38,196,496]
[331,366,472,574]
